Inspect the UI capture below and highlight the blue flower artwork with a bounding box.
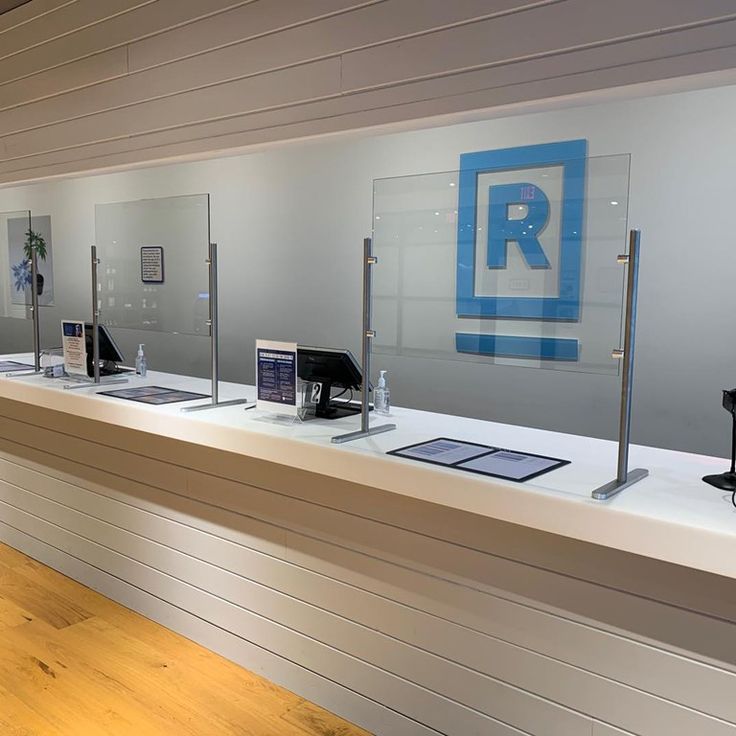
[12,260,31,293]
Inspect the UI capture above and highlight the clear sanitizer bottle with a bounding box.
[375,370,390,416]
[135,344,148,377]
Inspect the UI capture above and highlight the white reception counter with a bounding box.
[0,353,732,579]
[1,353,735,736]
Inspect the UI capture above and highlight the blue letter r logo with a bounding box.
[487,183,551,270]
[454,139,587,361]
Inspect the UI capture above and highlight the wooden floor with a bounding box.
[0,542,372,736]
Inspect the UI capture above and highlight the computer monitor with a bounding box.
[297,346,368,419]
[84,323,127,376]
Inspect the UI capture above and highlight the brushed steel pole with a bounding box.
[210,242,219,405]
[593,229,648,500]
[360,236,372,434]
[91,245,100,384]
[30,249,41,371]
[616,229,640,482]
[183,242,251,412]
[332,237,395,444]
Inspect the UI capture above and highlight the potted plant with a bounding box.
[23,228,47,296]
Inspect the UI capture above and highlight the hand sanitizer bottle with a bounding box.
[375,370,390,416]
[135,344,147,377]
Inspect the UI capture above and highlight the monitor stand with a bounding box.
[314,379,364,420]
[703,414,736,491]
[87,357,133,378]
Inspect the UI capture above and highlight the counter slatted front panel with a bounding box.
[0,398,735,735]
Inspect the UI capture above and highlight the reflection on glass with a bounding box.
[95,194,211,336]
[0,210,38,320]
[372,153,630,375]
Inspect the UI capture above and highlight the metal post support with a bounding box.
[65,246,127,390]
[182,242,251,412]
[592,229,649,500]
[91,245,101,384]
[332,237,396,444]
[30,249,41,371]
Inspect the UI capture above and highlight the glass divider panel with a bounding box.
[94,194,211,337]
[372,153,632,489]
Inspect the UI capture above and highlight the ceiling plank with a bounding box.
[0,0,32,16]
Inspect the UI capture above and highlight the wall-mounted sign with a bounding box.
[140,245,164,283]
[455,139,587,360]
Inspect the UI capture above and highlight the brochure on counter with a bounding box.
[61,320,87,376]
[389,437,569,482]
[256,339,298,417]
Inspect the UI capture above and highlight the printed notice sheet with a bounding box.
[98,386,209,405]
[256,339,298,416]
[61,320,87,376]
[140,246,164,283]
[389,437,569,483]
[395,438,492,465]
[458,450,563,481]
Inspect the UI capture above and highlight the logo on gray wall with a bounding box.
[455,139,587,361]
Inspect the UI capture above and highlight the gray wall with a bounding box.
[2,0,736,185]
[1,82,735,457]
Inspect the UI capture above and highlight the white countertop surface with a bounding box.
[1,353,734,579]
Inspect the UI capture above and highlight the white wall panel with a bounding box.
[1,58,341,158]
[0,0,73,34]
[127,0,382,71]
[0,0,735,182]
[594,727,636,736]
[0,0,546,134]
[0,48,128,110]
[0,0,150,62]
[341,0,736,90]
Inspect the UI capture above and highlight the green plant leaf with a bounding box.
[23,228,47,261]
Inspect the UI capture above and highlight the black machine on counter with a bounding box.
[703,388,736,493]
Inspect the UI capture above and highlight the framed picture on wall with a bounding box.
[140,245,164,283]
[6,214,55,309]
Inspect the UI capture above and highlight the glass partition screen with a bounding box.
[373,152,631,375]
[95,194,211,336]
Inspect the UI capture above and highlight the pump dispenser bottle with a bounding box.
[375,370,390,416]
[135,344,147,377]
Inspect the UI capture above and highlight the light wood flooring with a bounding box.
[0,541,373,735]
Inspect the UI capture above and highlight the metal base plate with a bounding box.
[181,398,253,413]
[64,376,129,390]
[332,423,396,444]
[592,467,649,500]
[6,369,43,378]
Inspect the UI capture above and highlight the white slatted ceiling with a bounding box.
[0,0,735,183]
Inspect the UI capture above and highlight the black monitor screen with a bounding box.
[297,346,362,391]
[297,346,366,419]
